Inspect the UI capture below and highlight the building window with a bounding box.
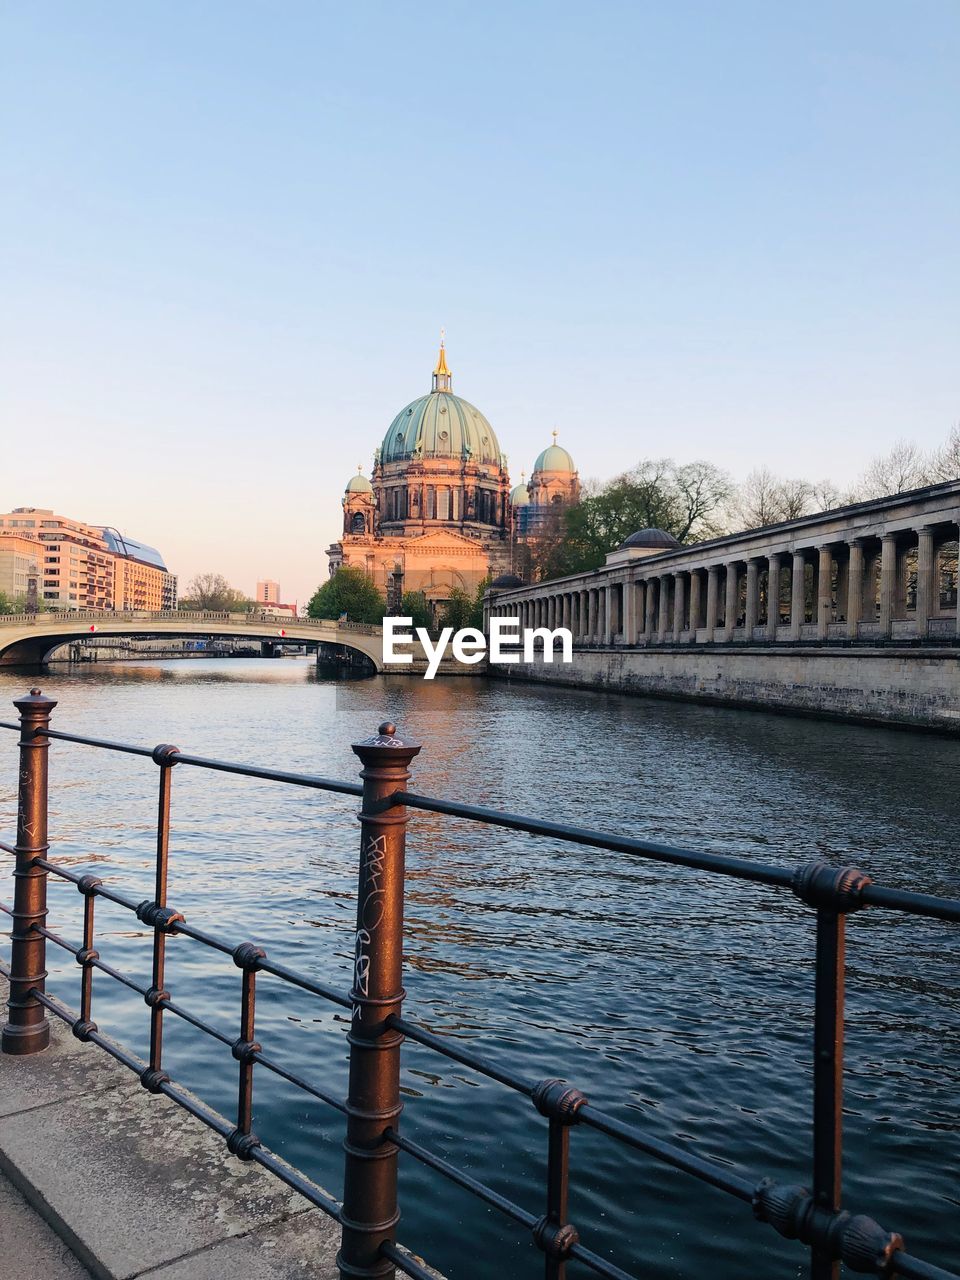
[437,489,450,520]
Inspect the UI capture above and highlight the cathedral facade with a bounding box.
[326,344,579,609]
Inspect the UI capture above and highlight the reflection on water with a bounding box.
[0,659,957,1279]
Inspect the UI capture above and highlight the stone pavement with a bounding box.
[0,1167,92,1277]
[0,975,340,1279]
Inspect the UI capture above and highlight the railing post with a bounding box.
[2,688,57,1055]
[338,721,421,1280]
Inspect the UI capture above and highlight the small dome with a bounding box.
[491,573,524,589]
[533,443,576,474]
[345,471,373,494]
[510,482,530,506]
[619,527,681,551]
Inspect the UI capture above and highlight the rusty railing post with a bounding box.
[338,721,420,1280]
[2,688,57,1055]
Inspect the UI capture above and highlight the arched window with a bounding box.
[351,512,365,535]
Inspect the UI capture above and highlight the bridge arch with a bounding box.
[0,613,386,672]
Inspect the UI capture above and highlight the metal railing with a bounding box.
[1,688,958,1280]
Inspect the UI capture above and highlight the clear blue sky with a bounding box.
[1,2,957,603]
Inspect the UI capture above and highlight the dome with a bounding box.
[533,442,576,474]
[618,527,681,551]
[379,343,504,468]
[491,573,524,589]
[510,482,530,506]
[381,392,503,467]
[345,470,373,494]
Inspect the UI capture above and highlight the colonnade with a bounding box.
[487,520,960,646]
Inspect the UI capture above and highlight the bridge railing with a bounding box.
[0,689,957,1280]
[0,610,383,634]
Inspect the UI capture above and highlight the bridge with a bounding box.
[0,611,387,670]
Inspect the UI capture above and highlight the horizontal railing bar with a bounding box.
[32,860,143,912]
[33,923,80,954]
[861,883,960,924]
[579,1104,755,1201]
[895,1253,960,1280]
[40,728,157,758]
[385,1131,643,1280]
[393,792,960,924]
[388,1013,535,1095]
[0,901,12,917]
[567,1241,639,1280]
[0,840,16,856]
[392,792,798,888]
[32,989,344,1219]
[385,1127,537,1230]
[8,722,363,797]
[390,1011,754,1201]
[0,958,9,978]
[168,751,364,796]
[173,919,236,956]
[258,957,353,1010]
[249,1145,342,1220]
[252,1049,348,1115]
[379,1242,436,1280]
[29,859,354,1012]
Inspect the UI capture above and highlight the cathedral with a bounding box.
[326,342,579,609]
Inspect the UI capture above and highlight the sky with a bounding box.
[1,2,958,604]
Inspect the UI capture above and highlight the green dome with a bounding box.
[381,392,503,467]
[345,471,373,494]
[510,482,530,506]
[533,442,576,473]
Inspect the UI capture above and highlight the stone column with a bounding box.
[766,555,781,641]
[579,590,588,639]
[879,533,897,637]
[916,526,934,637]
[672,573,685,642]
[705,567,719,637]
[817,545,833,639]
[745,559,759,636]
[603,586,614,645]
[846,540,864,639]
[587,590,597,640]
[645,579,657,641]
[688,570,702,641]
[790,552,805,640]
[657,574,671,641]
[724,563,739,640]
[624,582,638,645]
[610,585,622,639]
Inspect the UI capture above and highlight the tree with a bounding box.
[857,439,932,499]
[180,573,250,611]
[307,568,385,624]
[931,424,960,482]
[438,587,474,631]
[396,590,432,630]
[528,457,733,580]
[736,468,814,529]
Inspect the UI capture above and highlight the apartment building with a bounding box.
[0,508,176,611]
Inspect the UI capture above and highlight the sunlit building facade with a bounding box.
[0,508,176,611]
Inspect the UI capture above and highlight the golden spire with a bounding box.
[434,328,450,377]
[552,428,559,443]
[432,329,452,391]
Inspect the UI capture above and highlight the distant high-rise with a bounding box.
[256,579,280,605]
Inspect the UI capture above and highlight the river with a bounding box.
[0,659,957,1279]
